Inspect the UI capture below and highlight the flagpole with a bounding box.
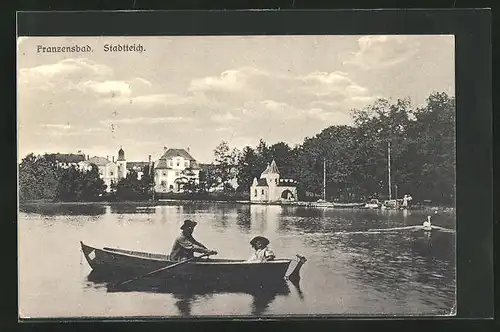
[323,158,326,201]
[388,141,392,200]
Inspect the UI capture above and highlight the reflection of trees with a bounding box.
[157,205,184,224]
[109,205,156,215]
[19,203,107,216]
[235,206,251,233]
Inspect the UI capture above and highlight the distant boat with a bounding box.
[364,199,381,209]
[333,202,365,208]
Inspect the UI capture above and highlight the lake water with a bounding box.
[18,202,456,318]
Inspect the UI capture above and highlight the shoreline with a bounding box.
[19,199,455,212]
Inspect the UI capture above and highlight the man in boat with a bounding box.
[170,220,217,261]
[247,236,275,262]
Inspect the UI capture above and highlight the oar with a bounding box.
[117,253,211,286]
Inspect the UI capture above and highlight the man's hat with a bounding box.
[250,236,270,247]
[181,219,197,230]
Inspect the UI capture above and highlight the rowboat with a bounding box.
[80,241,306,286]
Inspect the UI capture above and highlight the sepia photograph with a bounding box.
[17,34,456,319]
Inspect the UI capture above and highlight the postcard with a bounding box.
[17,33,457,319]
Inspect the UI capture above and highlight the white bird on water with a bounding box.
[422,215,432,231]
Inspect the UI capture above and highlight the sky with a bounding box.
[17,35,454,163]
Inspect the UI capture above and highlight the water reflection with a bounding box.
[19,203,107,216]
[331,230,456,313]
[86,270,297,317]
[20,202,456,317]
[250,205,282,233]
[235,208,251,233]
[109,205,157,214]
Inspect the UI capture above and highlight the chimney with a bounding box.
[187,147,190,153]
[148,155,151,163]
[106,155,109,161]
[112,156,115,163]
[86,154,89,160]
[164,146,168,152]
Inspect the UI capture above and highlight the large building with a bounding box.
[81,147,138,192]
[82,149,126,192]
[154,147,201,193]
[250,160,297,202]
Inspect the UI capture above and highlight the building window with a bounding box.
[163,172,166,176]
[177,162,180,166]
[261,189,264,195]
[110,171,113,176]
[161,181,166,186]
[254,189,257,197]
[275,179,277,184]
[169,185,174,190]
[169,161,173,167]
[184,161,189,167]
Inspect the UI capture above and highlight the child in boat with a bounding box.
[247,236,275,262]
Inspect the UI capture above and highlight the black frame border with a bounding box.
[7,8,494,331]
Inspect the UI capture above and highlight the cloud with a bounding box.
[211,112,240,123]
[215,127,233,132]
[102,93,207,109]
[100,116,193,125]
[343,35,420,70]
[294,71,370,99]
[261,100,289,110]
[78,80,133,97]
[188,67,269,92]
[300,71,352,85]
[41,124,71,130]
[19,58,112,83]
[18,58,154,101]
[302,107,352,123]
[310,100,341,108]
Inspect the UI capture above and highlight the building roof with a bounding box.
[46,153,85,164]
[255,178,268,187]
[262,159,280,175]
[159,148,196,161]
[86,156,111,166]
[117,147,125,161]
[155,159,172,169]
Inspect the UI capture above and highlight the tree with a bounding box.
[79,165,107,201]
[199,164,219,193]
[18,154,60,201]
[114,169,149,200]
[140,165,155,198]
[213,141,240,192]
[236,146,260,192]
[56,164,106,201]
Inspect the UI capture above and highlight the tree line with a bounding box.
[18,91,455,205]
[18,156,154,202]
[204,91,455,205]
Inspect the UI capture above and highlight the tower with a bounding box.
[117,146,127,179]
[261,159,280,200]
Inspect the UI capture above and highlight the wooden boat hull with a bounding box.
[80,241,297,285]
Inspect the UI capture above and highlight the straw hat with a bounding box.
[250,236,270,247]
[181,219,197,230]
